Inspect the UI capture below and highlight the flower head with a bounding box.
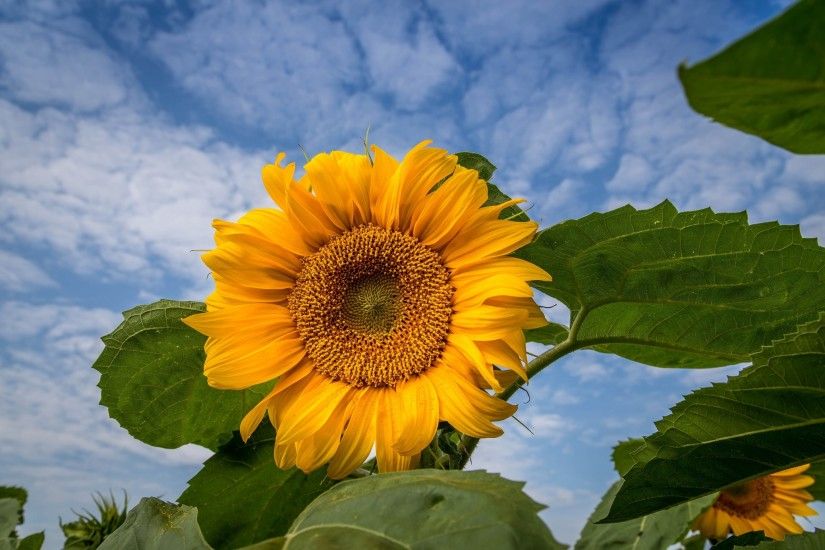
[693,464,818,541]
[184,141,550,478]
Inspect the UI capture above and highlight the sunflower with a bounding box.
[184,141,550,479]
[693,464,818,541]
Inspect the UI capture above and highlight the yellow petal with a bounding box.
[452,305,529,340]
[230,208,312,256]
[767,504,804,535]
[773,475,815,490]
[274,441,297,470]
[453,276,535,310]
[427,367,515,438]
[276,377,350,445]
[368,145,399,221]
[376,389,418,473]
[261,152,295,210]
[284,184,339,249]
[183,303,293,338]
[393,376,439,456]
[451,256,551,283]
[444,219,538,268]
[295,397,352,473]
[328,390,378,479]
[771,464,811,477]
[374,140,456,232]
[272,359,314,396]
[477,339,528,381]
[449,334,503,392]
[240,388,276,442]
[204,335,305,389]
[411,167,486,249]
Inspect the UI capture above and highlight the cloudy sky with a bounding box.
[1,0,824,546]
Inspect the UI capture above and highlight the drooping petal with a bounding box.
[276,376,352,445]
[427,367,516,438]
[376,389,418,473]
[393,376,439,456]
[295,397,352,473]
[328,390,378,479]
[240,387,277,442]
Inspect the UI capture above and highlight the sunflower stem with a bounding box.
[456,306,588,469]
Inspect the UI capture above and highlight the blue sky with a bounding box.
[1,0,824,546]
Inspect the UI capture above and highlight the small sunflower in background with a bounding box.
[693,464,818,541]
[184,140,550,479]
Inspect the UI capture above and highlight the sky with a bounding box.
[1,0,824,547]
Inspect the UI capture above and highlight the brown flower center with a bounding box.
[288,224,453,388]
[714,478,774,519]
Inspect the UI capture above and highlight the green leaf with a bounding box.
[0,500,20,539]
[16,532,44,550]
[279,469,566,550]
[455,152,496,181]
[574,481,714,550]
[178,424,333,550]
[517,201,825,368]
[525,322,569,346]
[98,498,210,550]
[456,151,530,222]
[603,314,825,522]
[679,0,825,154]
[611,439,646,477]
[710,531,769,549]
[712,530,825,549]
[93,299,272,451]
[0,489,25,528]
[807,460,825,501]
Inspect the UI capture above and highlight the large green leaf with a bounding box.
[517,201,825,368]
[0,500,20,540]
[276,469,565,550]
[611,439,646,477]
[574,481,714,550]
[178,424,332,550]
[0,488,42,550]
[525,323,570,346]
[710,532,769,550]
[15,533,44,550]
[603,314,825,522]
[712,530,825,549]
[0,489,25,530]
[679,0,825,154]
[93,299,271,450]
[98,498,210,550]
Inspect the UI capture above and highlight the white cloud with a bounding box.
[0,99,268,285]
[0,17,136,112]
[148,2,362,141]
[0,250,56,292]
[548,389,581,406]
[606,154,655,192]
[528,412,575,443]
[564,359,609,383]
[351,2,460,107]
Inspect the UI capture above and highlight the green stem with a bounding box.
[457,307,588,469]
